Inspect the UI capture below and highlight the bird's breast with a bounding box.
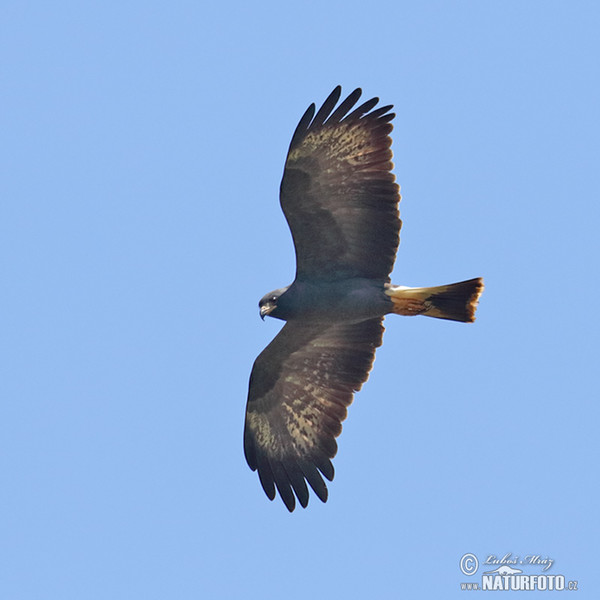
[284,279,389,322]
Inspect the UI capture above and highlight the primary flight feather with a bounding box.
[244,86,483,511]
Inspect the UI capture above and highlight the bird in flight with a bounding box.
[244,86,483,511]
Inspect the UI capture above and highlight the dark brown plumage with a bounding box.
[245,318,384,509]
[280,86,400,282]
[244,87,483,511]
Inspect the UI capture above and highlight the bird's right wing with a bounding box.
[244,317,384,511]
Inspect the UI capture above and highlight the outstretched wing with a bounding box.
[244,318,384,511]
[280,86,401,282]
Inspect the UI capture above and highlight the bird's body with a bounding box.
[262,278,391,323]
[244,87,483,511]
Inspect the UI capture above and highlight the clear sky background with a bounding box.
[2,2,599,598]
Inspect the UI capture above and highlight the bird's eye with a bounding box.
[271,296,277,302]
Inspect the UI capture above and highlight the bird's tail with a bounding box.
[384,277,484,323]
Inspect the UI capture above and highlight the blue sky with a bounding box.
[2,2,599,598]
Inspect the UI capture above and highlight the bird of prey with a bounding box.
[244,86,483,511]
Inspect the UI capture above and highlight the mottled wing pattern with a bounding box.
[280,86,401,282]
[244,318,384,511]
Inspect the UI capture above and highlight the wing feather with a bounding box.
[343,96,380,120]
[311,86,342,128]
[289,103,316,150]
[284,460,310,509]
[280,87,401,281]
[244,318,384,511]
[326,87,362,123]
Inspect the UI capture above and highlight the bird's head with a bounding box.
[259,286,290,320]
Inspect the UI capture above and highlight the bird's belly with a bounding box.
[290,279,390,322]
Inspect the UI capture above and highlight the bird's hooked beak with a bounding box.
[260,303,275,320]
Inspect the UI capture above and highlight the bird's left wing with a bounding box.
[280,86,401,282]
[244,317,384,511]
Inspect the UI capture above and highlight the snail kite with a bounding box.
[244,86,483,511]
